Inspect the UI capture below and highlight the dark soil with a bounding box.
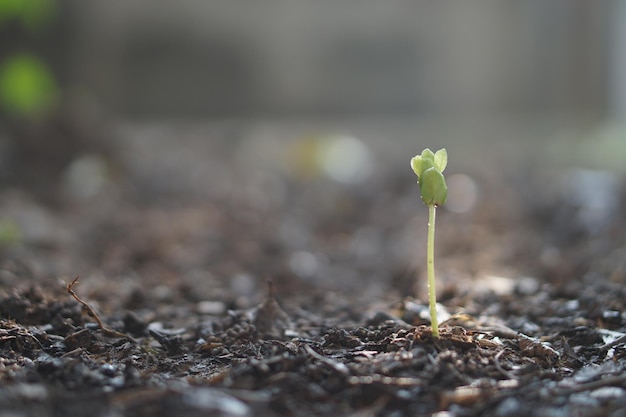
[1,121,626,417]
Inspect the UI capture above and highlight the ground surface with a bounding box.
[1,119,626,416]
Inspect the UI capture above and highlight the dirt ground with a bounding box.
[1,118,626,417]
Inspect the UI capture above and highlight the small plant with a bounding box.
[410,148,448,338]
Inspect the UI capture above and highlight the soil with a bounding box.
[1,119,626,417]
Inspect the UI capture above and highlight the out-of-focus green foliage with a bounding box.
[0,219,21,247]
[0,0,59,117]
[0,54,58,116]
[0,0,57,32]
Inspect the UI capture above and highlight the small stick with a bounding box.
[67,275,106,329]
[600,333,626,352]
[66,275,137,342]
[494,349,516,380]
[303,344,350,376]
[553,374,626,395]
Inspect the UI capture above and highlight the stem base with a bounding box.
[427,205,439,338]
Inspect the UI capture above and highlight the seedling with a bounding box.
[410,148,448,338]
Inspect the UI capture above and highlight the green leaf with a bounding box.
[421,148,435,162]
[410,155,424,178]
[411,150,436,179]
[434,148,447,173]
[420,168,448,206]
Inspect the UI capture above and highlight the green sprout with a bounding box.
[410,148,448,338]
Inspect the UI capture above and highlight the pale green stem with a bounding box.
[427,205,439,338]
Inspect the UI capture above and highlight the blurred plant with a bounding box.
[0,0,59,117]
[0,0,57,32]
[0,53,58,116]
[410,148,448,338]
[0,219,21,247]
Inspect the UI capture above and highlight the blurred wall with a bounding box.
[610,0,626,122]
[59,1,611,119]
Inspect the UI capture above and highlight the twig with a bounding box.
[348,374,423,387]
[600,334,626,352]
[303,344,350,376]
[494,349,516,380]
[67,275,106,329]
[553,374,626,395]
[66,276,136,342]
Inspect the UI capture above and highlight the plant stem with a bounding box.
[427,205,439,338]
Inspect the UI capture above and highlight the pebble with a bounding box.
[197,301,226,315]
[495,397,521,416]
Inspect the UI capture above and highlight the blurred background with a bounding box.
[2,1,624,118]
[2,1,625,158]
[7,1,626,113]
[0,1,625,303]
[1,1,624,169]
